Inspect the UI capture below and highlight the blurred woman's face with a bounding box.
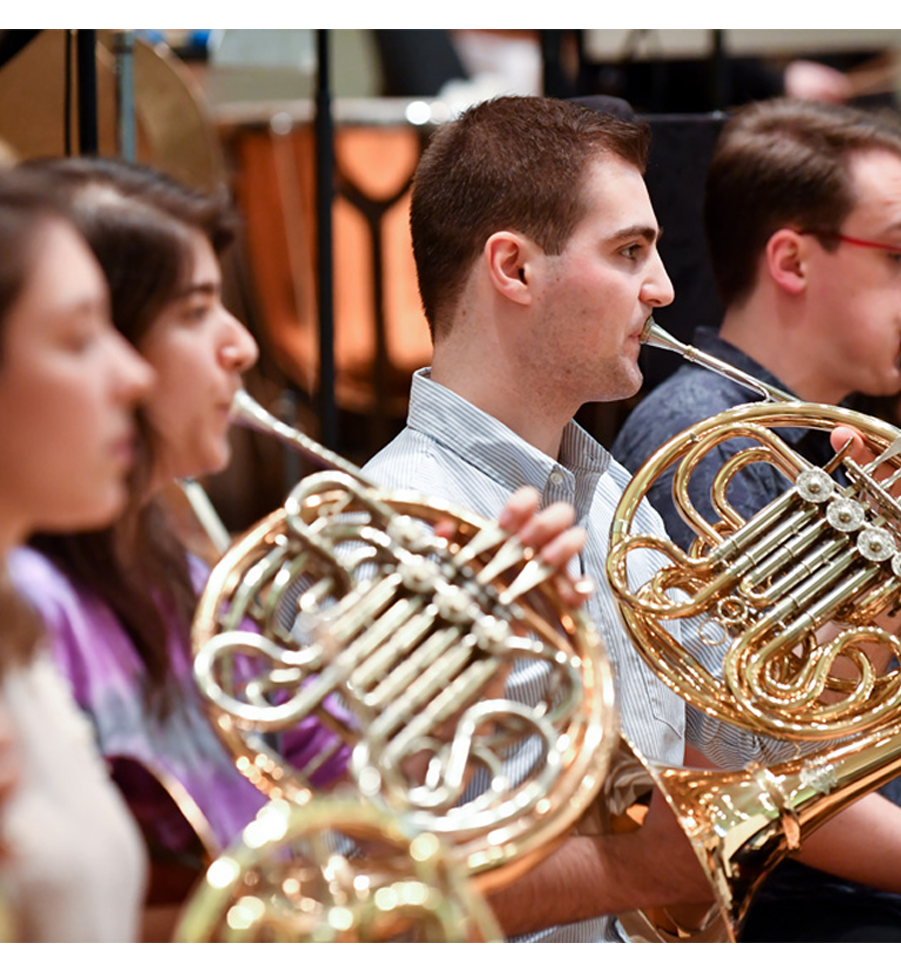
[138,230,258,487]
[0,220,153,548]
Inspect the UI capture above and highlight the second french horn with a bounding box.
[609,320,901,939]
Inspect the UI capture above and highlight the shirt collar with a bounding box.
[406,369,610,518]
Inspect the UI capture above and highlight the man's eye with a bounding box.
[620,244,642,260]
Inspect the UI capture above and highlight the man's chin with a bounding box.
[623,366,645,400]
[866,373,901,401]
[595,370,644,404]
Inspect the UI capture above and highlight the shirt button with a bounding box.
[549,470,565,486]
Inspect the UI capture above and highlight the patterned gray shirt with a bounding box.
[363,368,686,942]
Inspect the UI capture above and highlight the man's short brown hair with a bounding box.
[705,98,901,309]
[411,96,650,339]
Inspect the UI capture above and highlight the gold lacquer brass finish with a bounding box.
[628,725,901,941]
[607,321,901,940]
[175,798,502,942]
[615,325,901,739]
[192,392,617,892]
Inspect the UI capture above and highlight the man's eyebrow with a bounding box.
[606,224,662,245]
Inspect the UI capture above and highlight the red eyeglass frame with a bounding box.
[799,229,901,256]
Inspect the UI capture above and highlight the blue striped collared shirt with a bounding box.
[363,369,686,942]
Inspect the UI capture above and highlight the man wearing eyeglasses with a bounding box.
[613,97,901,941]
[615,98,901,553]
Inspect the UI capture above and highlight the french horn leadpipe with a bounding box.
[187,389,618,895]
[610,319,901,940]
[638,318,798,404]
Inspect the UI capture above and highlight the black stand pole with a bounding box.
[315,29,337,450]
[540,30,571,98]
[76,29,98,155]
[710,30,730,111]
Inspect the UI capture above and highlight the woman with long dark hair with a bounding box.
[10,159,348,869]
[0,169,152,940]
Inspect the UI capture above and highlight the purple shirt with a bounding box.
[10,546,348,854]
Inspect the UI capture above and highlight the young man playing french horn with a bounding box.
[614,98,901,941]
[364,95,901,941]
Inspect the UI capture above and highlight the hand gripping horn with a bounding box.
[608,320,901,940]
[190,391,617,895]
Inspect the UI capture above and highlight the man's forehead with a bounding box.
[845,148,901,231]
[577,154,660,234]
[582,150,645,185]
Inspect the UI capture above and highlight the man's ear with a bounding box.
[765,228,808,296]
[484,231,541,306]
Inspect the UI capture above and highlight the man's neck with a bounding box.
[430,339,571,460]
[719,298,848,405]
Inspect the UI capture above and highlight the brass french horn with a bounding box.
[608,320,901,940]
[190,390,618,895]
[175,797,502,942]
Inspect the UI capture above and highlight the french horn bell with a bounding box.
[608,320,901,940]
